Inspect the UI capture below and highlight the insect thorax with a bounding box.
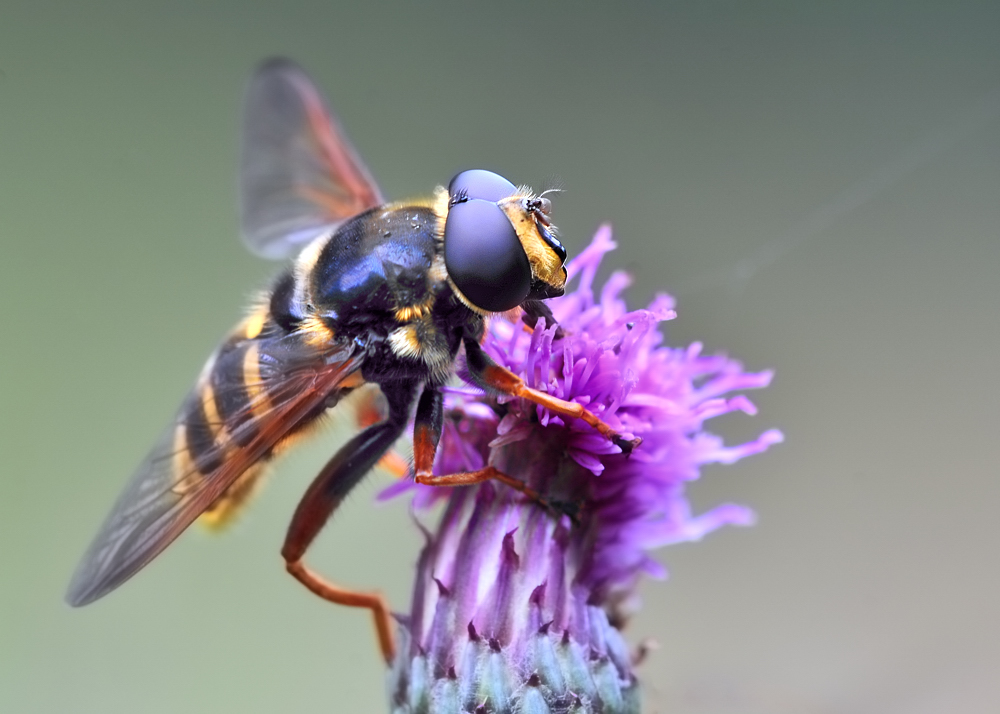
[308,207,438,325]
[292,204,481,384]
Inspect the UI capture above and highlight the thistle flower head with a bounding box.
[385,226,782,713]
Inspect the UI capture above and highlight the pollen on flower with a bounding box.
[384,225,782,714]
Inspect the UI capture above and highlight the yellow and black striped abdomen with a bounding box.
[64,304,366,606]
[170,310,362,529]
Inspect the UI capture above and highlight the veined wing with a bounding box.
[240,57,384,260]
[66,330,365,606]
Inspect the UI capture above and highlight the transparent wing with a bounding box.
[66,333,365,606]
[240,57,384,259]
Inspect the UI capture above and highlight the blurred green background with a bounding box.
[2,2,999,712]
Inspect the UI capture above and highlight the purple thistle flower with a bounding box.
[384,225,782,713]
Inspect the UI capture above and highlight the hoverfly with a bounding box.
[66,58,638,662]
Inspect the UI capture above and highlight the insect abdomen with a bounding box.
[171,314,355,524]
[173,337,269,486]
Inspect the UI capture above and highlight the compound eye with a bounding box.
[444,198,531,312]
[448,169,517,203]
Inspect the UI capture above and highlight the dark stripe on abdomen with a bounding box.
[210,343,260,447]
[184,394,225,474]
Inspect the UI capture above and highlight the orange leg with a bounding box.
[463,337,641,454]
[415,465,545,503]
[411,387,577,519]
[284,561,394,664]
[282,381,419,664]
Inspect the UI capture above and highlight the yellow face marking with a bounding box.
[499,196,566,291]
[242,343,272,417]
